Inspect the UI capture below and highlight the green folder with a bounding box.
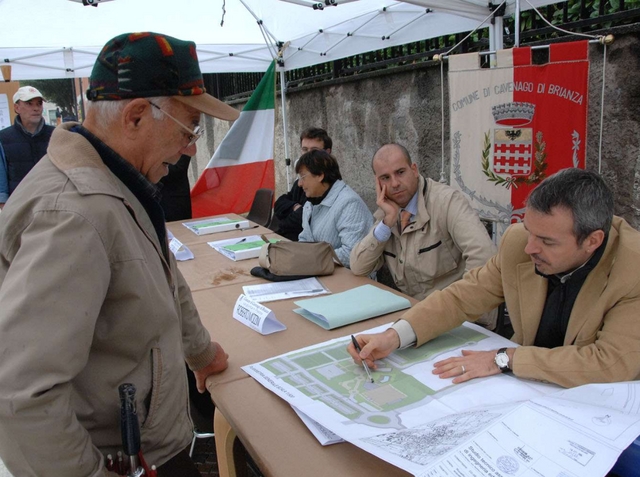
[293,284,411,330]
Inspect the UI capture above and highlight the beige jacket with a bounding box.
[0,124,217,476]
[403,218,640,388]
[350,176,496,326]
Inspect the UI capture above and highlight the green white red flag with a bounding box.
[191,60,276,218]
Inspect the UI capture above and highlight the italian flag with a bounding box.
[191,60,276,218]
[448,41,589,234]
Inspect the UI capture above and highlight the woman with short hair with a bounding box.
[296,149,373,268]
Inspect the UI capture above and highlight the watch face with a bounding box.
[495,353,509,368]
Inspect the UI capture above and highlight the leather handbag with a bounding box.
[258,241,342,277]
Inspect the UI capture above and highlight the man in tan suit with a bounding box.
[350,143,497,328]
[349,168,640,388]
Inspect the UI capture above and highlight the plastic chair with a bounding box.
[268,213,280,232]
[246,188,274,227]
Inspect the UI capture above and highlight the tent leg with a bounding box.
[489,22,496,67]
[279,67,291,190]
[515,0,521,47]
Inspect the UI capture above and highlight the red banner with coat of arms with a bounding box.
[448,41,589,238]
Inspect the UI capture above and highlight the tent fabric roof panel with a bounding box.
[0,0,564,80]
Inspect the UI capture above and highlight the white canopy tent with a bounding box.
[0,0,564,188]
[0,0,562,80]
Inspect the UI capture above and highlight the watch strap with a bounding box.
[496,347,512,373]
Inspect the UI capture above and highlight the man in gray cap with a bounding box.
[0,86,55,208]
[0,32,238,476]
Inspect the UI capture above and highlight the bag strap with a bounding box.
[315,241,343,268]
[329,247,344,268]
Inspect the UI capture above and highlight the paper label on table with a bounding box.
[183,216,250,236]
[0,94,10,130]
[233,294,286,335]
[167,231,194,261]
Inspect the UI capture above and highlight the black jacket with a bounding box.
[0,118,54,195]
[273,179,307,241]
[159,155,193,222]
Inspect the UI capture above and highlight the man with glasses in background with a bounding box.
[0,86,55,208]
[0,32,238,476]
[273,127,332,240]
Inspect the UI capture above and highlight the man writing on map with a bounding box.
[349,168,640,388]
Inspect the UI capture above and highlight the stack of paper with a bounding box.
[183,216,250,236]
[293,285,411,330]
[208,235,279,261]
[291,406,344,446]
[243,324,640,476]
[242,277,329,303]
[293,284,411,330]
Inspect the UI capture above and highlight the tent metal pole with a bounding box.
[2,48,65,62]
[279,67,292,190]
[238,0,279,49]
[439,38,602,60]
[494,16,504,51]
[238,0,286,188]
[489,22,496,66]
[515,0,521,47]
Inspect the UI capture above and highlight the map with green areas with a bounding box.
[260,326,488,429]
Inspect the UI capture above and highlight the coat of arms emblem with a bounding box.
[482,102,547,188]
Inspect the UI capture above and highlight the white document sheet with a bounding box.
[292,406,344,446]
[242,277,329,303]
[420,387,640,477]
[243,323,640,476]
[0,94,10,130]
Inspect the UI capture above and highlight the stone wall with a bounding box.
[191,27,640,229]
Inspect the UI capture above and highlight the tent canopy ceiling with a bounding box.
[0,0,561,80]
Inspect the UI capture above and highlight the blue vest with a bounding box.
[0,119,55,194]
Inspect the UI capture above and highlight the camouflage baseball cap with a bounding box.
[86,32,239,121]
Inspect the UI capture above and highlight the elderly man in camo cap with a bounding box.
[0,32,238,477]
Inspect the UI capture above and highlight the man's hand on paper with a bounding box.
[433,348,513,384]
[193,341,229,393]
[347,328,400,369]
[376,180,400,228]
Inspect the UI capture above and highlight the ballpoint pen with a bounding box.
[284,288,325,296]
[351,335,374,383]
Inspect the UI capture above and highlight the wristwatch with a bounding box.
[494,348,512,373]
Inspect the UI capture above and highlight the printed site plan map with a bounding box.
[243,323,640,476]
